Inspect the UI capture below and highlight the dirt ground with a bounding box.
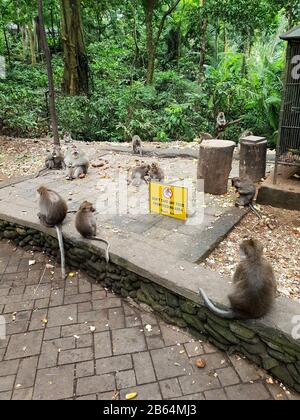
[0,135,299,302]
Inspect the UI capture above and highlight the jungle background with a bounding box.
[0,0,300,145]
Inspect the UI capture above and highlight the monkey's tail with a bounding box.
[35,167,49,178]
[249,203,262,219]
[91,237,110,264]
[198,288,236,319]
[55,225,66,280]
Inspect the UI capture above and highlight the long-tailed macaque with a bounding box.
[64,145,90,180]
[149,162,164,182]
[199,239,276,320]
[132,135,143,156]
[232,177,261,218]
[63,131,72,144]
[45,146,65,170]
[130,164,151,186]
[75,201,110,263]
[35,146,65,177]
[37,186,68,279]
[217,112,227,129]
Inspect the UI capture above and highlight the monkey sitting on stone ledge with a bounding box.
[199,239,277,320]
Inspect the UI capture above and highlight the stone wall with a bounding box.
[0,219,300,392]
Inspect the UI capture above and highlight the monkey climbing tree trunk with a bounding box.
[197,140,235,195]
[60,0,89,95]
[37,0,60,146]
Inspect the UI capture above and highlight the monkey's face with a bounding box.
[79,201,95,213]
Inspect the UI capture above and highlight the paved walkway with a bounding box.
[0,242,298,401]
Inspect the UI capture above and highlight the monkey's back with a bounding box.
[43,191,67,226]
[75,211,95,238]
[230,259,276,319]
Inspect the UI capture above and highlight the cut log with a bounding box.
[197,140,235,195]
[239,136,267,182]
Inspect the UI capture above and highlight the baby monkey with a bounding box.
[131,164,151,186]
[199,239,276,320]
[75,201,110,263]
[149,162,164,182]
[37,186,68,279]
[35,146,65,177]
[232,177,261,219]
[132,135,143,156]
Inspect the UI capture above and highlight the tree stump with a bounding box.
[197,140,235,195]
[239,136,267,182]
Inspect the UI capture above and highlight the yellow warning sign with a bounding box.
[149,182,188,220]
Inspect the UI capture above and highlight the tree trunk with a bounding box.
[197,140,235,195]
[37,0,60,146]
[2,25,11,66]
[144,0,180,85]
[21,26,27,62]
[145,0,155,85]
[198,0,208,84]
[27,22,37,65]
[60,0,89,95]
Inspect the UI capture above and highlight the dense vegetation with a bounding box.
[0,0,299,145]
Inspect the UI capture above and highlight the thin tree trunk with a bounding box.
[27,22,37,65]
[21,26,27,61]
[60,0,89,95]
[144,0,181,85]
[37,0,60,146]
[198,0,208,84]
[2,25,11,66]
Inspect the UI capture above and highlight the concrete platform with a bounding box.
[257,166,300,211]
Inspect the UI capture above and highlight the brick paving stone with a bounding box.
[16,356,38,388]
[119,383,162,400]
[33,365,74,400]
[151,347,193,381]
[0,391,12,400]
[160,323,191,346]
[225,383,271,400]
[59,348,93,365]
[47,305,77,327]
[94,331,112,358]
[159,378,182,399]
[0,360,19,376]
[179,373,220,395]
[76,374,115,396]
[112,327,147,355]
[76,361,95,378]
[0,375,15,392]
[216,367,241,387]
[5,331,43,360]
[204,389,228,400]
[133,352,156,385]
[116,370,136,389]
[229,355,261,382]
[96,355,132,375]
[12,387,33,400]
[0,242,297,400]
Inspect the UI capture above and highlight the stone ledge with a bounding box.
[0,216,300,392]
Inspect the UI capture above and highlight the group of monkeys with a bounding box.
[37,185,110,280]
[35,133,276,321]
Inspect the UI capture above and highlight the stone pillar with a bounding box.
[197,140,235,195]
[239,136,267,182]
